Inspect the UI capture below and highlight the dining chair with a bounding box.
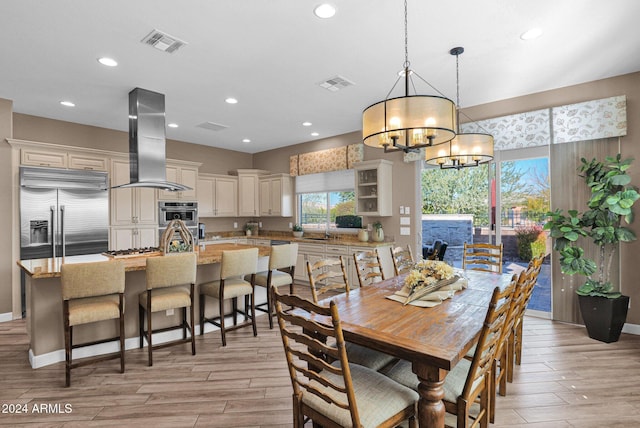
[508,254,544,382]
[61,260,125,387]
[272,287,418,428]
[462,242,504,273]
[390,245,414,276]
[353,249,385,287]
[200,247,259,346]
[307,255,397,372]
[384,277,517,428]
[139,252,197,366]
[253,243,298,329]
[306,256,349,303]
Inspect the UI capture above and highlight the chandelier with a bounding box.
[362,0,456,153]
[424,47,494,169]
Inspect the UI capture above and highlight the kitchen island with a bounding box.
[18,243,271,368]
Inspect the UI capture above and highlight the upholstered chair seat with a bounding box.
[68,295,122,326]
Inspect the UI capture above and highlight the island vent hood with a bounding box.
[111,87,191,192]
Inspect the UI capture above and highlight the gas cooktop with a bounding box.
[102,247,162,258]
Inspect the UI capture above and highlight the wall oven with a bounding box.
[158,201,198,245]
[158,201,198,227]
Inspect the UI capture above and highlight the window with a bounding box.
[298,191,356,230]
[295,169,357,231]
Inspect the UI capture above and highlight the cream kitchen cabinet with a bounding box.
[236,171,261,216]
[109,226,157,250]
[197,173,238,217]
[110,158,157,226]
[20,147,68,168]
[67,153,108,171]
[259,173,293,217]
[158,163,198,201]
[354,159,393,216]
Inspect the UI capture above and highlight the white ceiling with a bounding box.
[2,0,640,154]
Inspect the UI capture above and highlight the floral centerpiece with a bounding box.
[402,259,457,305]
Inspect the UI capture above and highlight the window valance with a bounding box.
[290,143,363,176]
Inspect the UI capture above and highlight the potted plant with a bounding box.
[372,221,384,242]
[244,223,254,236]
[292,224,304,238]
[544,154,639,342]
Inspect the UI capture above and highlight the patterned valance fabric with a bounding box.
[290,143,363,176]
[405,95,627,161]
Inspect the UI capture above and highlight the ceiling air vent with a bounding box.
[318,75,355,92]
[141,29,187,53]
[197,121,229,132]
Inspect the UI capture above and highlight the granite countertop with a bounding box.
[18,243,271,279]
[203,230,394,248]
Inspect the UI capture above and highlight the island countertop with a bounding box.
[17,243,271,279]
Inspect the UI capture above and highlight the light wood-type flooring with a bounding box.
[1,284,640,427]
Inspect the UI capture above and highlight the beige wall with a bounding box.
[0,99,14,315]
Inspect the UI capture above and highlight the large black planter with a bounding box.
[578,294,630,343]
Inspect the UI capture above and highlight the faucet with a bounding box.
[325,230,331,239]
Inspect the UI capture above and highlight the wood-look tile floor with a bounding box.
[1,285,640,427]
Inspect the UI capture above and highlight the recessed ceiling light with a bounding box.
[242,138,251,143]
[311,132,319,137]
[302,122,312,127]
[314,3,336,19]
[97,57,118,67]
[60,101,75,107]
[520,28,543,40]
[225,97,238,104]
[167,123,179,128]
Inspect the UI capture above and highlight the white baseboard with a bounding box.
[622,322,640,335]
[0,312,14,323]
[524,309,552,320]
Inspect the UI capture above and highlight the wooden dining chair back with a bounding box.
[462,242,504,273]
[139,252,197,366]
[254,243,298,329]
[61,260,126,387]
[200,247,259,346]
[353,249,385,287]
[390,245,414,276]
[509,254,544,380]
[273,288,418,428]
[306,256,349,304]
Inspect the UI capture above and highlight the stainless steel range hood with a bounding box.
[112,87,191,192]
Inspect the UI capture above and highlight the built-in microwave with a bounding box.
[158,201,198,227]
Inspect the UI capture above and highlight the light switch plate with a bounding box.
[400,206,405,215]
[405,206,410,214]
[233,222,238,228]
[400,216,411,225]
[400,227,411,235]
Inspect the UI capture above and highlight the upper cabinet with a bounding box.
[15,141,108,171]
[21,148,68,168]
[110,158,157,226]
[197,173,238,217]
[158,162,199,201]
[354,159,393,216]
[234,170,267,217]
[259,173,293,217]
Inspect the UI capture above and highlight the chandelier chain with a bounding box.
[403,0,410,69]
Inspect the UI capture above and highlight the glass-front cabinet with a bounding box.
[353,159,392,216]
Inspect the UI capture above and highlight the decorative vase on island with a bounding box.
[358,229,369,242]
[372,227,384,242]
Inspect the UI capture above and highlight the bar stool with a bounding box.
[253,243,298,329]
[200,248,259,346]
[139,252,197,366]
[61,260,125,387]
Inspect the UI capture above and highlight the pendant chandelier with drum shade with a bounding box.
[362,0,457,153]
[424,47,494,169]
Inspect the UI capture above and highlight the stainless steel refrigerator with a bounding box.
[19,166,109,260]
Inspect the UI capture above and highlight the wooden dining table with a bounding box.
[311,269,514,428]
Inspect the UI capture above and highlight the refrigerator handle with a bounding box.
[60,205,66,258]
[50,205,56,259]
